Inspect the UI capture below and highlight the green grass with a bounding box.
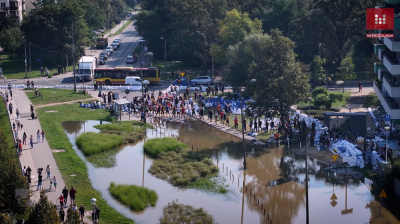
[0,98,15,152]
[109,20,133,37]
[153,60,197,72]
[108,182,158,211]
[148,148,222,188]
[86,147,124,168]
[76,132,124,156]
[36,104,134,224]
[25,89,92,106]
[143,137,186,157]
[297,91,351,108]
[94,121,149,144]
[363,92,381,108]
[0,55,73,79]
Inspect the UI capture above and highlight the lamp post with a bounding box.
[72,20,76,93]
[90,198,97,221]
[23,37,27,78]
[139,38,146,123]
[160,37,166,69]
[239,79,256,169]
[385,126,390,162]
[305,126,328,224]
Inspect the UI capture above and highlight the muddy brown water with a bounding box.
[62,119,400,224]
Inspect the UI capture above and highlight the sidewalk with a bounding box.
[2,88,92,223]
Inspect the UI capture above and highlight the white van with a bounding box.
[125,76,143,86]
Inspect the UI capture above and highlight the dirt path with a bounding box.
[35,97,98,108]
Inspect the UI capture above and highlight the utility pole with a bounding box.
[29,42,31,78]
[211,47,215,77]
[72,21,76,93]
[239,87,246,169]
[140,39,146,122]
[24,39,27,78]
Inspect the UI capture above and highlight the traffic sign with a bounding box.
[180,72,185,77]
[125,89,130,94]
[330,193,338,200]
[332,149,338,154]
[385,115,391,121]
[331,155,339,162]
[379,189,387,198]
[330,200,338,207]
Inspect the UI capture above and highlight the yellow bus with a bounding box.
[94,67,160,85]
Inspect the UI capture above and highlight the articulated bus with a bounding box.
[93,67,160,85]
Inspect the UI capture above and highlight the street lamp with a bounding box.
[240,78,256,169]
[71,16,82,93]
[305,126,328,224]
[90,198,97,221]
[139,39,146,123]
[160,37,166,69]
[385,126,390,162]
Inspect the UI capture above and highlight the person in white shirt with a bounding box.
[46,165,51,179]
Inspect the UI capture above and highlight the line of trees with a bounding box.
[0,0,133,66]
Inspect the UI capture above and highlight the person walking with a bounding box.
[29,135,33,148]
[8,103,13,114]
[53,176,58,190]
[36,130,40,143]
[36,174,43,191]
[41,130,45,142]
[234,116,238,129]
[79,205,86,223]
[46,165,51,179]
[16,108,19,119]
[30,104,34,114]
[348,103,352,113]
[9,89,12,100]
[358,82,362,92]
[70,186,76,205]
[57,194,64,208]
[62,186,69,205]
[59,208,65,223]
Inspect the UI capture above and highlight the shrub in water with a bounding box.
[76,132,123,156]
[108,182,157,211]
[144,137,186,157]
[159,201,215,224]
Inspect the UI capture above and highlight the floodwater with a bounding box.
[62,119,400,224]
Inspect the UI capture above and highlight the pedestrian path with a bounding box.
[2,88,92,223]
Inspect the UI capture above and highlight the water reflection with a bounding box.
[61,119,400,224]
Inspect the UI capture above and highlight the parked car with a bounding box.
[112,39,120,47]
[99,56,106,65]
[106,46,113,55]
[111,43,118,51]
[133,20,137,25]
[126,55,136,64]
[173,77,190,86]
[100,51,108,60]
[190,76,213,85]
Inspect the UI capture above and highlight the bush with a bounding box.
[108,182,157,211]
[144,137,186,157]
[160,201,215,224]
[312,87,328,98]
[313,93,330,108]
[94,121,148,144]
[76,132,124,156]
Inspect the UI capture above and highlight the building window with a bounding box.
[0,3,5,7]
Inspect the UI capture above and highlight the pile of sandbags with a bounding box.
[365,151,385,171]
[330,140,364,168]
[290,109,325,149]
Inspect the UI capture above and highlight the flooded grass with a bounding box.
[94,121,148,144]
[143,137,186,157]
[149,148,221,188]
[36,104,132,223]
[159,201,215,224]
[109,182,158,212]
[188,177,228,194]
[86,148,123,168]
[76,132,124,156]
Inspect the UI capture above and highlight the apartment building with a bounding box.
[373,0,400,120]
[0,0,26,23]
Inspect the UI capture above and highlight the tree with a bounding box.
[311,55,327,85]
[212,9,262,65]
[336,57,356,82]
[27,191,59,224]
[226,29,310,124]
[0,27,23,58]
[366,54,380,81]
[64,206,80,224]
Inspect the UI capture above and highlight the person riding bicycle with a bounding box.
[35,87,38,97]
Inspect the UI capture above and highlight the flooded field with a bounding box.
[62,119,400,224]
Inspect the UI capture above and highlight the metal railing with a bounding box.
[0,91,22,169]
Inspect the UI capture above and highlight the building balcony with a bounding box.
[9,6,19,11]
[383,54,400,74]
[374,44,385,60]
[375,62,386,75]
[383,74,400,97]
[379,68,390,81]
[384,38,400,52]
[0,7,9,12]
[373,81,400,119]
